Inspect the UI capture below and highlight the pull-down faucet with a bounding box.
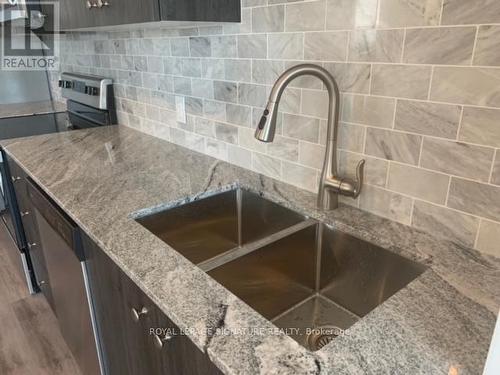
[254,64,365,210]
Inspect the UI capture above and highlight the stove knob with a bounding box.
[58,79,63,87]
[64,81,72,89]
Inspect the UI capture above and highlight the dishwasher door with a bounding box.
[27,179,102,375]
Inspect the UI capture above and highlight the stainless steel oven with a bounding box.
[0,72,116,294]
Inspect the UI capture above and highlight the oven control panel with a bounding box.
[59,73,112,110]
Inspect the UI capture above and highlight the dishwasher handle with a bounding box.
[26,178,84,261]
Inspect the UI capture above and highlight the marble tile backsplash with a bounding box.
[49,0,500,257]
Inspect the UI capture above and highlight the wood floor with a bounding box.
[0,221,81,375]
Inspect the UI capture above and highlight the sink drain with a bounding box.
[306,326,341,351]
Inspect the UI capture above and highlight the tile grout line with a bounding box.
[470,25,480,66]
[473,219,482,249]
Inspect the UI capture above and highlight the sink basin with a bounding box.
[207,223,426,350]
[135,189,307,264]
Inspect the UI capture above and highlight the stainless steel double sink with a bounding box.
[136,188,426,351]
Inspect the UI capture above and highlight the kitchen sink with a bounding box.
[136,189,426,351]
[135,189,307,264]
[207,223,427,351]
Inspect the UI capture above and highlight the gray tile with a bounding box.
[304,32,348,61]
[348,29,404,63]
[215,122,238,144]
[342,95,395,128]
[237,35,267,59]
[325,0,378,30]
[214,81,238,103]
[420,138,494,181]
[442,0,500,25]
[412,201,479,248]
[324,63,371,94]
[359,185,413,224]
[285,1,326,31]
[228,145,252,169]
[189,37,211,57]
[173,77,191,96]
[474,25,500,67]
[226,104,252,127]
[282,162,318,192]
[448,178,500,222]
[378,0,442,27]
[203,100,226,121]
[267,136,299,162]
[201,59,225,79]
[181,58,202,77]
[301,90,330,119]
[191,79,214,99]
[252,5,285,32]
[283,113,320,143]
[365,128,422,165]
[170,38,189,56]
[238,83,267,107]
[269,34,304,60]
[299,142,325,169]
[431,67,500,108]
[476,220,500,257]
[388,163,449,204]
[211,36,237,58]
[337,123,365,152]
[371,65,432,100]
[395,100,461,139]
[252,60,284,85]
[225,59,251,82]
[459,107,500,148]
[404,27,476,65]
[252,153,282,178]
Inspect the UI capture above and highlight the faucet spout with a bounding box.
[254,64,365,210]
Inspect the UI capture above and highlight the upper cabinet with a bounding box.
[44,0,240,31]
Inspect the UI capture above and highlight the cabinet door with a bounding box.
[82,233,133,375]
[41,0,97,30]
[6,157,53,303]
[93,0,160,27]
[159,0,240,22]
[83,233,222,375]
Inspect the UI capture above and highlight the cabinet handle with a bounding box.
[21,211,30,217]
[38,280,46,287]
[153,333,173,350]
[96,0,110,7]
[11,176,21,182]
[131,307,148,322]
[86,1,98,9]
[28,242,37,249]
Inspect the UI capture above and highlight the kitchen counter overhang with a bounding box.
[2,125,499,374]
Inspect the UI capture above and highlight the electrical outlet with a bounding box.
[175,96,186,124]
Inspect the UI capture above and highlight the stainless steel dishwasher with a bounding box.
[27,179,103,375]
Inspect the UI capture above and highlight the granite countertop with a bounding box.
[0,100,66,119]
[2,125,499,375]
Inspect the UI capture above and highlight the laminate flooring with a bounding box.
[0,222,81,375]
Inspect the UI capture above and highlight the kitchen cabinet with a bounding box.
[6,156,53,306]
[82,233,222,375]
[42,0,239,30]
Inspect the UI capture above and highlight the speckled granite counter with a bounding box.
[1,126,499,375]
[0,100,66,119]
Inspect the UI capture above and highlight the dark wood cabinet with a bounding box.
[159,0,240,22]
[82,233,222,375]
[6,156,53,306]
[43,0,239,30]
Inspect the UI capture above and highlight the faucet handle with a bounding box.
[339,159,365,198]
